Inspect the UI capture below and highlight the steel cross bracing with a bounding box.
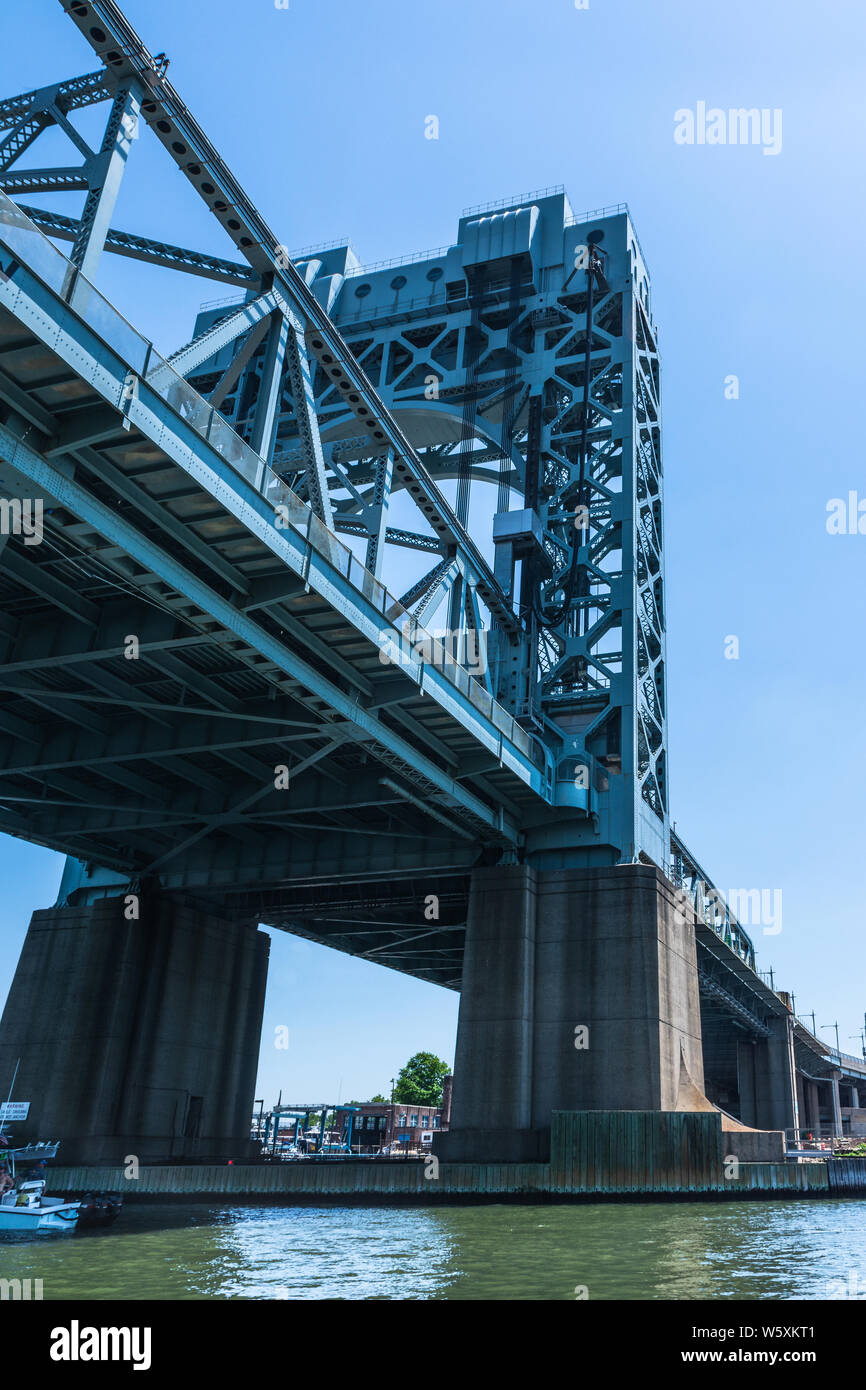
[15,206,258,288]
[191,193,668,866]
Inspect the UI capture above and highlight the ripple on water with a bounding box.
[1,1199,864,1300]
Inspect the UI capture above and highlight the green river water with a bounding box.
[2,1199,865,1300]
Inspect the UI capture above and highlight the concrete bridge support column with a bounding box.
[737,1041,759,1127]
[830,1071,843,1137]
[433,864,537,1160]
[807,1080,820,1134]
[437,863,705,1162]
[0,895,269,1164]
[801,1079,822,1136]
[795,1073,807,1134]
[751,1016,799,1134]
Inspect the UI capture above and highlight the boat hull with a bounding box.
[0,1201,80,1232]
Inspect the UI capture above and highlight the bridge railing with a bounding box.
[785,1127,849,1149]
[803,1044,866,1071]
[668,830,756,971]
[0,191,545,777]
[563,201,630,225]
[462,184,568,217]
[344,245,455,276]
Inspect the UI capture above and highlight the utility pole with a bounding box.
[822,1022,841,1056]
[389,1077,396,1155]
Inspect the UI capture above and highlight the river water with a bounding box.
[2,1199,866,1300]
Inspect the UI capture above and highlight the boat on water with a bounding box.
[0,1179,81,1232]
[0,1140,81,1232]
[0,1058,123,1233]
[0,1138,123,1233]
[76,1193,123,1228]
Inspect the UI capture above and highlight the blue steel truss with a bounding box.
[189,195,667,867]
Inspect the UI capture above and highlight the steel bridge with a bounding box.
[0,0,861,1162]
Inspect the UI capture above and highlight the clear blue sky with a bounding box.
[1,0,865,1104]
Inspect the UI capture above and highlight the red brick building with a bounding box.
[336,1078,452,1153]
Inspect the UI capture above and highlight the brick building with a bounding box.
[336,1077,452,1153]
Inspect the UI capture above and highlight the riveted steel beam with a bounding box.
[18,205,257,288]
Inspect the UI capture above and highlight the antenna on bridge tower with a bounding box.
[1,1058,20,1126]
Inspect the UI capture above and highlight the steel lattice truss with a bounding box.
[185,197,668,864]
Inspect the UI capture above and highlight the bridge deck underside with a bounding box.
[0,277,541,928]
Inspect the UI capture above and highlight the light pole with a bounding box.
[822,1022,841,1056]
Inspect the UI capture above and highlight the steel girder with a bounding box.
[0,70,110,132]
[0,6,521,834]
[16,205,258,288]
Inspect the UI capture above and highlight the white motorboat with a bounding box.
[0,1140,80,1232]
[0,1181,80,1232]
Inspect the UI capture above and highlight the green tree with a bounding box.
[393,1052,449,1106]
[369,1093,387,1103]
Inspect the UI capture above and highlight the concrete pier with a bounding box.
[0,896,268,1164]
[737,1016,799,1132]
[437,864,706,1162]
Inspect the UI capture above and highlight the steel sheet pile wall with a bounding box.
[826,1157,866,1193]
[550,1110,725,1193]
[49,1161,553,1199]
[733,1163,829,1194]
